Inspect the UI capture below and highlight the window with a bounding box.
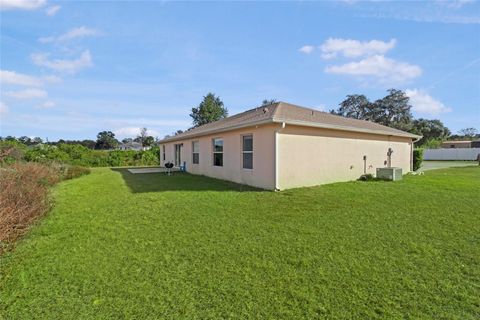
[242,135,253,169]
[162,145,165,161]
[192,141,199,164]
[213,138,223,166]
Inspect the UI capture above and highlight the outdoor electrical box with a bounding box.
[376,167,403,181]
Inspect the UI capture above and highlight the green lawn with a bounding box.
[1,167,479,319]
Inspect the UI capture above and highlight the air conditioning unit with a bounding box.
[376,167,403,181]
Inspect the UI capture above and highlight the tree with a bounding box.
[190,93,228,127]
[134,127,155,148]
[331,89,414,131]
[331,94,371,120]
[458,127,478,138]
[32,137,43,144]
[411,118,451,146]
[371,89,413,131]
[18,136,32,145]
[122,138,133,144]
[261,99,277,106]
[143,136,155,147]
[95,131,118,150]
[81,139,96,149]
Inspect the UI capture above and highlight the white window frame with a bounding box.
[162,145,166,161]
[192,141,199,164]
[242,134,253,170]
[212,138,223,167]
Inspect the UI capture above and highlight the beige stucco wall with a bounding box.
[160,124,277,190]
[277,125,413,190]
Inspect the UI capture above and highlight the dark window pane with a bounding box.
[213,153,223,166]
[243,135,253,152]
[213,139,223,152]
[193,153,199,164]
[243,153,253,169]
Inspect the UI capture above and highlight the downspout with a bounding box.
[411,136,421,171]
[274,122,286,191]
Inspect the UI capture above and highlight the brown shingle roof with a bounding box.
[160,102,420,142]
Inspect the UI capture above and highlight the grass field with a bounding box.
[1,167,479,319]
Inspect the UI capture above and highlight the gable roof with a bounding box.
[159,102,420,143]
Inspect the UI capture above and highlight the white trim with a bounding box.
[272,118,420,139]
[241,134,253,170]
[212,137,224,167]
[159,117,420,144]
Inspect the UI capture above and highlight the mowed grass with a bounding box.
[1,167,479,319]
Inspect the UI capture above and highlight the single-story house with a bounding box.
[118,141,146,151]
[440,141,474,149]
[159,102,420,190]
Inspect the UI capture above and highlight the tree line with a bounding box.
[1,127,159,151]
[1,90,478,149]
[181,90,478,148]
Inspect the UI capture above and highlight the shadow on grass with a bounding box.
[111,168,263,193]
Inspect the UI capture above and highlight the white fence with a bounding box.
[424,148,480,161]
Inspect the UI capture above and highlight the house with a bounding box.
[440,141,473,149]
[159,102,420,190]
[118,141,144,151]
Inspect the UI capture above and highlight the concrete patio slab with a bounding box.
[127,167,173,174]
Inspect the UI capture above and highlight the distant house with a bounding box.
[159,102,420,190]
[441,141,473,149]
[118,141,143,151]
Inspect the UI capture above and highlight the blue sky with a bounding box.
[1,0,479,141]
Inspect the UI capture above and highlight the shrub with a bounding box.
[421,139,442,149]
[358,174,375,181]
[0,141,26,165]
[8,141,160,168]
[0,163,61,251]
[63,165,91,180]
[413,148,424,171]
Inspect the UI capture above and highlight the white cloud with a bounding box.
[406,89,452,115]
[45,5,60,16]
[325,54,422,85]
[35,101,55,109]
[0,70,61,87]
[39,26,99,43]
[0,0,46,10]
[299,45,315,54]
[5,88,48,99]
[114,127,160,138]
[320,38,397,59]
[0,101,9,115]
[31,50,93,74]
[1,70,42,86]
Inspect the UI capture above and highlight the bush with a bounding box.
[0,163,61,251]
[358,174,375,181]
[63,165,91,180]
[0,141,26,165]
[413,148,424,171]
[23,143,160,167]
[421,139,442,149]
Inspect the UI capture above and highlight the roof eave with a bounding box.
[273,118,421,139]
[158,119,275,143]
